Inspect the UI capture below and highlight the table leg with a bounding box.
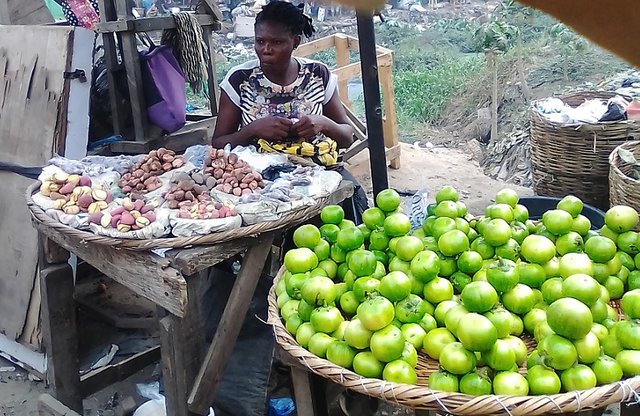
[290,367,315,416]
[621,403,639,416]
[188,233,275,415]
[159,269,209,416]
[40,262,82,413]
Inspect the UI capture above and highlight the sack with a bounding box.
[140,46,187,133]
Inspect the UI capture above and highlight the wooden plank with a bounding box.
[0,25,73,342]
[335,34,352,109]
[188,233,275,414]
[115,0,148,141]
[98,14,221,33]
[290,367,315,416]
[379,61,400,169]
[165,236,260,276]
[200,0,223,21]
[109,127,209,155]
[293,35,336,57]
[7,0,53,25]
[31,222,188,318]
[203,25,219,117]
[0,333,46,377]
[98,0,125,136]
[333,61,362,84]
[160,270,209,416]
[0,0,10,24]
[38,394,82,416]
[80,346,161,397]
[40,263,82,413]
[43,237,70,264]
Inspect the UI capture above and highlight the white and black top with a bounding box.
[220,57,338,128]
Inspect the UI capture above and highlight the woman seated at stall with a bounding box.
[212,0,368,221]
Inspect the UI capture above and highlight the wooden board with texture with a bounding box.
[0,26,74,341]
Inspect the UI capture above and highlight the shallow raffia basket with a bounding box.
[25,181,352,251]
[609,141,640,214]
[529,91,640,211]
[268,267,640,415]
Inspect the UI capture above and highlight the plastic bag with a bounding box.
[600,102,627,122]
[183,145,212,170]
[48,154,143,176]
[225,144,288,173]
[43,208,92,230]
[169,213,242,237]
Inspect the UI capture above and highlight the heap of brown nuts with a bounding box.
[163,171,217,209]
[88,198,157,232]
[177,201,238,220]
[118,148,186,196]
[203,149,266,196]
[40,172,113,215]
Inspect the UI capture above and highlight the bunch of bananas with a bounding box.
[257,137,339,167]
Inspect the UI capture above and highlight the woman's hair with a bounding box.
[255,1,315,38]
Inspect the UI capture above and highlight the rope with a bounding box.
[492,395,513,416]
[161,12,209,93]
[573,390,582,412]
[429,389,452,415]
[544,395,563,413]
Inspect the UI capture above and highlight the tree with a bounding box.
[548,23,589,81]
[474,20,518,143]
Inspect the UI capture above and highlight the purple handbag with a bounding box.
[140,45,187,133]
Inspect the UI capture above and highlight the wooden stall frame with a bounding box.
[294,33,401,169]
[96,0,222,153]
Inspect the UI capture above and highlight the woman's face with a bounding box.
[254,21,300,69]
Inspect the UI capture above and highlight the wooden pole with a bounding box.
[356,9,389,196]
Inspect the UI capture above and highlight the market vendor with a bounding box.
[212,0,368,221]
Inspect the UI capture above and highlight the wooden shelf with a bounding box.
[98,13,221,33]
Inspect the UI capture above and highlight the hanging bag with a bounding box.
[139,45,187,133]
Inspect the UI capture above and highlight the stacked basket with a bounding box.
[609,141,640,215]
[529,91,640,210]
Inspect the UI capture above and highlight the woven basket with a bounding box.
[268,267,640,415]
[609,141,640,215]
[529,91,640,210]
[25,181,353,251]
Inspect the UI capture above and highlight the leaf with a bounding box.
[619,148,638,165]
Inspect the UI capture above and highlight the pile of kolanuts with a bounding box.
[35,147,320,236]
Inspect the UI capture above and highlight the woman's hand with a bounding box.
[247,116,293,142]
[291,115,328,139]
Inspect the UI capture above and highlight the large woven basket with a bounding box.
[609,141,640,214]
[529,91,640,210]
[268,267,640,415]
[25,181,353,251]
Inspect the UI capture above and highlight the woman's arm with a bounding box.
[292,91,355,149]
[321,91,355,149]
[212,91,293,148]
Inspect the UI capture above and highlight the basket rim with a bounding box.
[530,90,638,128]
[610,140,640,185]
[25,181,353,251]
[268,267,640,415]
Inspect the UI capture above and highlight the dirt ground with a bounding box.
[347,142,533,214]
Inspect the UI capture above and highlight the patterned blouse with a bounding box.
[220,57,338,128]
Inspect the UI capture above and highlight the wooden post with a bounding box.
[114,0,149,141]
[188,233,275,414]
[97,0,125,136]
[159,270,209,416]
[487,49,498,142]
[335,34,352,109]
[202,24,220,118]
[40,262,82,413]
[379,58,400,169]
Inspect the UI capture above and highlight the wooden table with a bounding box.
[33,182,353,416]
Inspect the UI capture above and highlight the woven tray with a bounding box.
[268,267,640,415]
[529,91,640,210]
[609,141,640,216]
[25,181,353,251]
